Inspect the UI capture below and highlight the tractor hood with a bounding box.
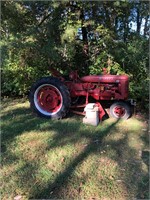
[80,75,129,83]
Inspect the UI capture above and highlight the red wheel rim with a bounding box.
[34,84,62,115]
[113,106,125,118]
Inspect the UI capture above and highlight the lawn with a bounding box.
[1,98,149,200]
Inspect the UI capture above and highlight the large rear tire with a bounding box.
[110,101,131,120]
[29,77,71,119]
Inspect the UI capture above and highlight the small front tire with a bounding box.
[110,101,131,120]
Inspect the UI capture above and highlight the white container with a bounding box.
[83,103,99,126]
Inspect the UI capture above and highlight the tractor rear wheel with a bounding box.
[29,77,71,119]
[110,101,131,120]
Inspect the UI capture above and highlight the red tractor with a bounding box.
[29,69,134,121]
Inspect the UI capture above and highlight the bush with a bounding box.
[1,60,50,96]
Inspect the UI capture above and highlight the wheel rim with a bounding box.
[34,84,63,116]
[113,105,126,118]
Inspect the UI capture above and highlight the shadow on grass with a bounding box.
[1,103,149,199]
[137,128,150,199]
[33,126,149,199]
[33,119,119,199]
[1,107,48,152]
[107,134,149,199]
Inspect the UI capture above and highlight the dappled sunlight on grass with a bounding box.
[1,98,29,115]
[1,99,149,200]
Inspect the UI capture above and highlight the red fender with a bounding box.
[95,102,106,121]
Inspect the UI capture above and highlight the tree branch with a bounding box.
[38,10,51,27]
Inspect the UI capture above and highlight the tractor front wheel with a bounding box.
[29,77,71,119]
[110,101,131,120]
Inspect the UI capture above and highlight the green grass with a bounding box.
[1,98,149,200]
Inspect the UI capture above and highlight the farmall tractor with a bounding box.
[29,68,135,121]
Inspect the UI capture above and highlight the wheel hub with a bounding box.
[114,106,125,117]
[36,85,62,113]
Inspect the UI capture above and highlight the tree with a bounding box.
[1,0,149,109]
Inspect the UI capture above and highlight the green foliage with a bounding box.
[129,79,149,109]
[2,59,50,96]
[89,51,108,75]
[1,1,149,109]
[112,35,149,107]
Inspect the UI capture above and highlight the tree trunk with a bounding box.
[103,3,111,28]
[136,6,142,34]
[123,14,128,43]
[144,15,149,36]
